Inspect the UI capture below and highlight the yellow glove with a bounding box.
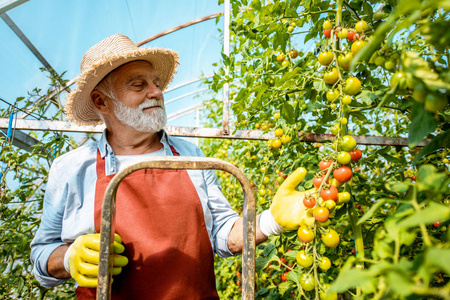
[269,167,316,230]
[65,233,128,288]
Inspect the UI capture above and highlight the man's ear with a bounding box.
[91,90,112,114]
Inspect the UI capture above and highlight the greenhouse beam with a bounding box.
[1,12,56,75]
[0,0,28,14]
[0,118,430,146]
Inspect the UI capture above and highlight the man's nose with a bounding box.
[146,84,163,100]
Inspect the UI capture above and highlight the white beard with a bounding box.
[113,99,167,133]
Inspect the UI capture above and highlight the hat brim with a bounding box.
[65,47,179,125]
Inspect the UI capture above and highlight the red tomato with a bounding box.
[333,166,353,183]
[281,271,288,282]
[349,149,362,161]
[323,29,332,38]
[411,175,416,181]
[280,258,287,265]
[313,175,329,189]
[319,160,333,171]
[303,197,316,208]
[278,171,288,179]
[434,220,441,228]
[313,206,330,222]
[321,185,338,201]
[346,31,359,41]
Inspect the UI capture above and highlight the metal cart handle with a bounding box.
[97,156,256,299]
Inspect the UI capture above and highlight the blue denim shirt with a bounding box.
[30,130,239,288]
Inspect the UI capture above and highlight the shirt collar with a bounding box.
[97,128,174,158]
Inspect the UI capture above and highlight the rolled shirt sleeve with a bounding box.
[203,168,240,258]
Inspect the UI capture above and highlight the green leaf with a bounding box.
[398,201,450,228]
[357,199,387,225]
[417,164,447,192]
[385,270,414,296]
[357,90,382,106]
[313,80,327,93]
[286,270,301,286]
[385,181,410,193]
[281,103,295,124]
[329,269,375,293]
[351,111,368,122]
[263,243,277,257]
[408,102,438,148]
[284,250,298,260]
[426,247,450,275]
[413,129,450,165]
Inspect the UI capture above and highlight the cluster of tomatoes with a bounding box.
[319,19,368,114]
[292,135,362,296]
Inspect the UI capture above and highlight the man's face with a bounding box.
[109,61,167,133]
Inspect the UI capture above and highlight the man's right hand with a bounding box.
[65,233,128,288]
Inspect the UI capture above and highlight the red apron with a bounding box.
[76,146,219,300]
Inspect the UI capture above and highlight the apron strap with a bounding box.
[169,145,179,156]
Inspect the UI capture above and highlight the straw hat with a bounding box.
[64,34,179,125]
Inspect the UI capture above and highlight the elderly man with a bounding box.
[30,34,308,299]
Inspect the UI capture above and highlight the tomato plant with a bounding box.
[201,0,450,299]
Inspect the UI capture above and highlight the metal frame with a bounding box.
[1,12,56,75]
[97,156,256,300]
[0,0,28,14]
[0,118,430,146]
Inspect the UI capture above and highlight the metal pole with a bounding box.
[222,0,230,135]
[97,157,256,299]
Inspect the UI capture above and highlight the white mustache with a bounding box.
[139,99,164,110]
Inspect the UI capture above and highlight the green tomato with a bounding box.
[390,72,407,90]
[384,60,395,70]
[337,151,352,165]
[322,229,340,248]
[296,250,313,268]
[323,20,333,30]
[337,191,351,204]
[412,83,427,103]
[326,89,340,102]
[337,27,349,39]
[318,51,334,66]
[342,95,352,105]
[344,77,362,95]
[351,40,366,56]
[337,52,353,69]
[340,135,357,151]
[300,274,316,291]
[330,124,340,136]
[355,20,367,33]
[373,10,385,21]
[425,93,448,112]
[374,56,385,67]
[319,256,332,271]
[324,68,339,85]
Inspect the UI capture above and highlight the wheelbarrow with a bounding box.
[96,156,256,299]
